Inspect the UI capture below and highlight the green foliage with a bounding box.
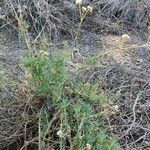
[79,83,107,104]
[57,100,120,150]
[23,46,120,149]
[23,51,68,102]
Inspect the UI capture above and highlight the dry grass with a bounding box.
[1,0,149,40]
[0,0,150,149]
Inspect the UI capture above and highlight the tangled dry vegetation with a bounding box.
[1,0,149,40]
[0,0,150,150]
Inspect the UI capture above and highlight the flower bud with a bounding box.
[75,0,82,5]
[86,143,91,150]
[82,6,87,12]
[121,34,130,42]
[87,5,93,13]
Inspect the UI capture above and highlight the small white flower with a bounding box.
[0,15,5,19]
[114,105,119,109]
[82,6,87,12]
[113,105,119,112]
[87,5,93,13]
[39,50,49,56]
[75,0,82,5]
[18,8,23,13]
[121,34,130,42]
[86,143,92,150]
[57,130,63,138]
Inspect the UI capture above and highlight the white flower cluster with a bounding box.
[75,0,82,5]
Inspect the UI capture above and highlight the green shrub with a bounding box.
[23,48,120,150]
